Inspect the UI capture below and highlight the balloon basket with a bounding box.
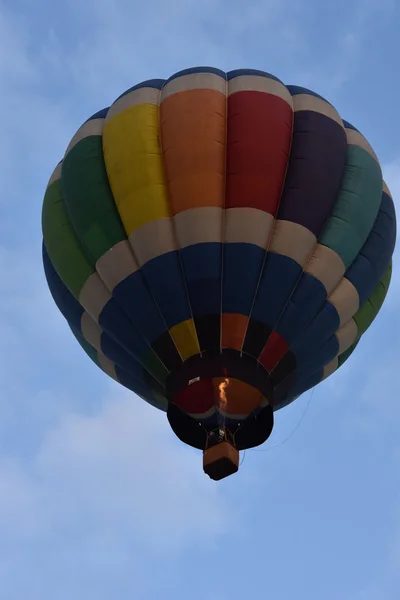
[203,440,239,481]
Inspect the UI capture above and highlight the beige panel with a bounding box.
[174,207,223,247]
[98,352,119,382]
[293,94,343,127]
[224,207,274,248]
[328,278,360,326]
[219,409,254,420]
[336,319,358,354]
[129,217,177,266]
[79,273,112,322]
[65,118,104,155]
[189,407,215,420]
[346,128,380,164]
[106,87,161,121]
[305,244,346,295]
[81,312,102,351]
[259,396,270,408]
[228,75,293,107]
[96,240,138,291]
[322,356,339,380]
[47,162,62,188]
[269,220,316,267]
[383,180,392,197]
[161,73,227,100]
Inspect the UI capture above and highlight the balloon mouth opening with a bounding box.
[165,351,275,474]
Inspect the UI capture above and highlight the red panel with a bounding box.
[173,378,214,413]
[226,91,293,214]
[259,330,289,372]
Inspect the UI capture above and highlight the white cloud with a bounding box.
[0,385,231,598]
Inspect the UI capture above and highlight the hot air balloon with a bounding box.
[42,67,396,481]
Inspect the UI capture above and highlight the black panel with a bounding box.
[242,319,272,357]
[167,403,208,450]
[235,405,274,450]
[167,399,274,452]
[194,314,221,353]
[151,331,183,372]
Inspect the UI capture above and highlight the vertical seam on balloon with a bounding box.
[57,160,167,387]
[77,114,174,380]
[272,227,392,401]
[158,82,202,358]
[100,95,185,370]
[239,83,295,357]
[267,127,379,382]
[219,73,229,353]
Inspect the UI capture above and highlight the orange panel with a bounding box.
[221,313,248,350]
[212,377,262,416]
[160,89,226,214]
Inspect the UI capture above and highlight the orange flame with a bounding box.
[218,377,230,411]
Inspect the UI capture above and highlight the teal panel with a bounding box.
[319,146,382,268]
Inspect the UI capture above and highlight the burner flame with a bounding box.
[218,377,230,411]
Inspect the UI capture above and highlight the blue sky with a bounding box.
[1,0,400,598]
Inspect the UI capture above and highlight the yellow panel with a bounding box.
[169,319,200,361]
[102,104,170,235]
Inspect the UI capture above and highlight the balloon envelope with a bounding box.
[42,67,396,458]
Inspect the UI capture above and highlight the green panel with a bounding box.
[150,387,169,411]
[42,177,94,299]
[69,324,100,367]
[319,146,382,268]
[338,339,359,368]
[337,262,392,370]
[143,348,169,385]
[353,262,392,336]
[61,136,127,263]
[144,372,168,411]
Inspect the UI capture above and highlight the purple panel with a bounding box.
[277,110,347,236]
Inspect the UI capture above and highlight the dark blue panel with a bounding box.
[180,243,221,280]
[43,241,153,378]
[116,79,165,101]
[277,109,347,235]
[166,66,227,82]
[275,273,327,342]
[222,243,265,315]
[286,85,329,103]
[274,366,323,410]
[99,298,149,360]
[187,279,220,316]
[100,334,145,379]
[291,302,340,361]
[113,271,167,343]
[180,243,222,318]
[296,335,339,373]
[251,253,302,326]
[290,368,323,398]
[42,243,83,331]
[345,192,396,304]
[85,107,109,121]
[227,69,281,82]
[141,251,192,328]
[342,120,358,131]
[115,365,149,400]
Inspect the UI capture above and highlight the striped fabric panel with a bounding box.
[42,66,396,420]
